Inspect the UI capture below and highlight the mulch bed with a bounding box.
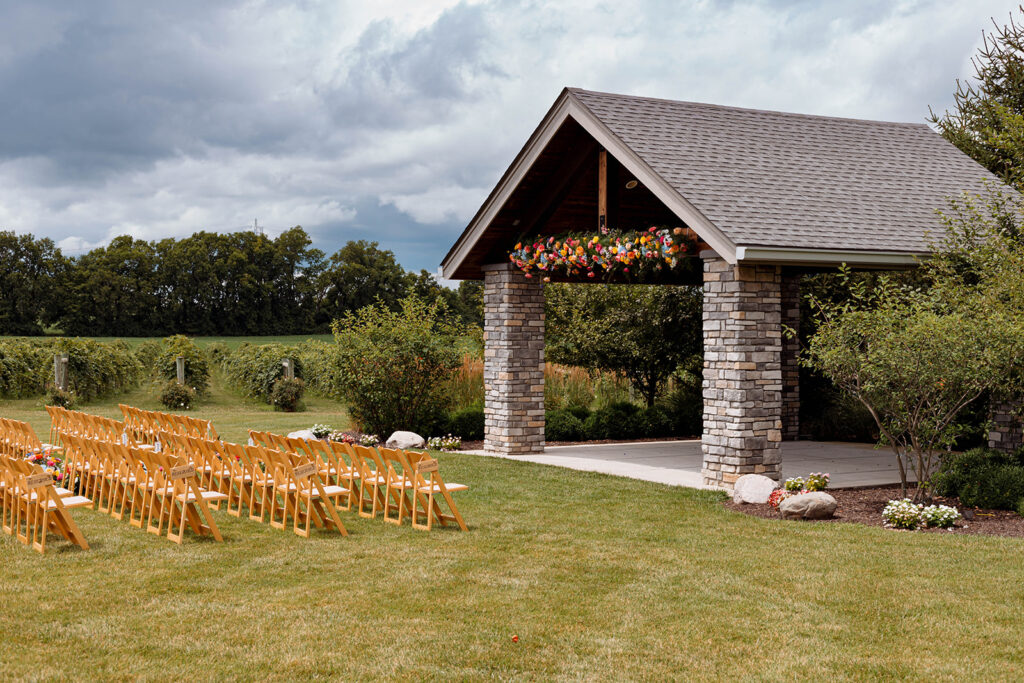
[725,485,1024,538]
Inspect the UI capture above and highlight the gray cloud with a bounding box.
[0,0,1018,273]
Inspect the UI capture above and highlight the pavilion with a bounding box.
[441,87,1004,490]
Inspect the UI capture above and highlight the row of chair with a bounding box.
[249,431,468,531]
[1,417,61,459]
[61,432,226,544]
[120,404,217,444]
[46,406,129,448]
[1,454,91,554]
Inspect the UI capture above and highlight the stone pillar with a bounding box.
[780,270,801,441]
[988,400,1023,453]
[482,263,545,454]
[701,257,783,489]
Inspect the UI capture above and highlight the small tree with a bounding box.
[545,284,702,407]
[803,267,1022,500]
[329,295,465,436]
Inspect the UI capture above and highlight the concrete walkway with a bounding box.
[461,439,903,490]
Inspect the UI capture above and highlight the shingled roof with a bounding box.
[442,87,1008,279]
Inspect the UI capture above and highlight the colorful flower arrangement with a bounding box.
[25,451,65,483]
[507,226,698,281]
[771,472,832,508]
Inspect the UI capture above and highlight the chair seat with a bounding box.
[51,495,92,509]
[417,482,469,493]
[176,490,229,503]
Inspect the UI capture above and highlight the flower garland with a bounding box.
[508,226,698,282]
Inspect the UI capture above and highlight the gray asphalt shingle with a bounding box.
[571,88,1005,253]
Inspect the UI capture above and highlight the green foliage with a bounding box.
[546,409,586,441]
[929,8,1024,191]
[803,264,1023,500]
[269,377,305,412]
[295,340,343,396]
[0,231,66,335]
[205,341,232,365]
[46,386,77,409]
[658,359,703,437]
[932,447,1024,510]
[447,405,484,441]
[0,339,51,398]
[156,335,210,395]
[222,343,303,402]
[583,401,644,440]
[133,340,163,377]
[546,283,701,407]
[328,295,465,436]
[160,381,195,410]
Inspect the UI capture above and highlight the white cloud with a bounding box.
[0,0,1018,270]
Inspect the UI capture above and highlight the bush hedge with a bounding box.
[446,404,484,441]
[932,447,1024,510]
[221,342,304,402]
[0,338,142,402]
[156,335,210,395]
[269,377,305,412]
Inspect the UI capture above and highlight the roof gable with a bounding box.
[442,88,1010,279]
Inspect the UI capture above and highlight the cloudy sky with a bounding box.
[0,0,1018,274]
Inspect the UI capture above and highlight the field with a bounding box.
[3,336,1024,679]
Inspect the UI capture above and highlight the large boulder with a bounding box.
[732,474,778,504]
[779,492,838,520]
[386,431,426,449]
[287,429,318,441]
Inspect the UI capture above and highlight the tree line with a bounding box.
[0,227,482,336]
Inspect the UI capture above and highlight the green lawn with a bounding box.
[3,371,1024,678]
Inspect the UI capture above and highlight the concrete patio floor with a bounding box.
[462,439,905,490]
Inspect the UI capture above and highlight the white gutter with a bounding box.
[735,246,923,267]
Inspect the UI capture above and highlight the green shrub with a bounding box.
[328,296,465,437]
[659,381,702,437]
[546,409,585,441]
[447,405,484,441]
[46,386,77,409]
[269,377,305,412]
[205,341,232,365]
[222,343,303,402]
[156,335,210,395]
[296,340,342,396]
[932,447,1024,510]
[0,339,50,398]
[160,381,195,410]
[640,405,675,438]
[565,405,591,422]
[134,339,163,377]
[583,401,643,440]
[1017,498,1024,518]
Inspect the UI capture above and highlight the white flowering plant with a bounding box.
[359,433,379,447]
[883,499,962,530]
[784,477,805,492]
[883,499,923,529]
[428,434,462,452]
[920,504,961,529]
[310,424,332,439]
[805,472,830,491]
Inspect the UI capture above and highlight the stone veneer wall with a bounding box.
[988,400,1023,453]
[482,263,545,454]
[780,271,801,441]
[701,257,783,488]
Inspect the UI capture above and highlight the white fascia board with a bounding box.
[735,246,923,267]
[441,96,574,280]
[566,99,739,264]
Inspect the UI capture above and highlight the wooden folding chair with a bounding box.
[21,467,91,553]
[379,447,418,526]
[147,450,226,544]
[261,447,348,538]
[409,452,469,531]
[351,444,388,519]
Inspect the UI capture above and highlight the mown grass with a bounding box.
[2,452,1023,680]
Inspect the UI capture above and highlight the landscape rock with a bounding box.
[732,474,779,504]
[779,492,838,520]
[287,429,318,441]
[386,431,425,449]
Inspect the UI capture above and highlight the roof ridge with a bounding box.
[566,87,932,130]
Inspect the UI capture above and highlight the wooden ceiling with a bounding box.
[451,118,698,282]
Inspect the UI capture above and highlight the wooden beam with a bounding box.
[598,149,607,230]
